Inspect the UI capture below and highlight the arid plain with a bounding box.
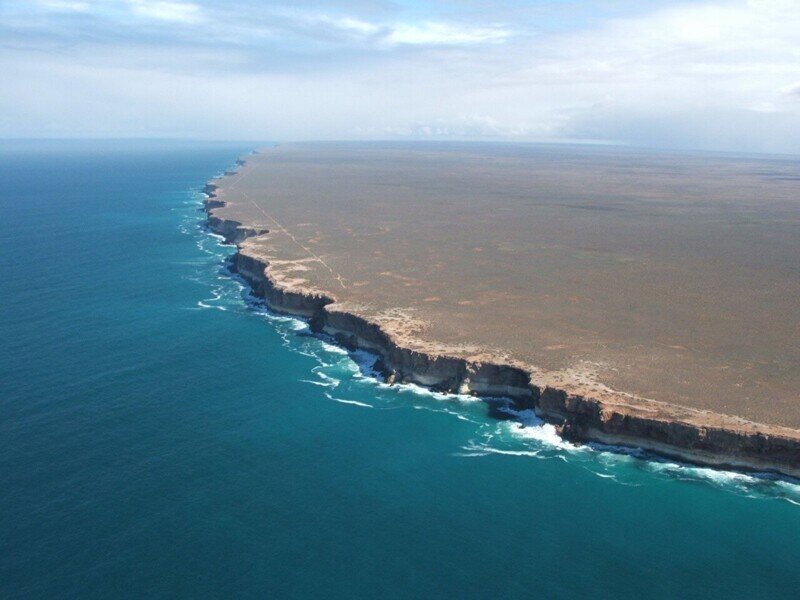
[211,142,800,430]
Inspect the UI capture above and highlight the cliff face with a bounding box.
[538,389,800,475]
[203,184,268,245]
[235,252,332,317]
[321,306,535,399]
[203,170,800,480]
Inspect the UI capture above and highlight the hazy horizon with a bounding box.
[2,1,800,154]
[5,137,800,160]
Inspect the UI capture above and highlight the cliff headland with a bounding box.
[204,143,800,478]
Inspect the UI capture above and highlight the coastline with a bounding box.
[203,158,800,480]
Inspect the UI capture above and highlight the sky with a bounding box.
[2,0,800,153]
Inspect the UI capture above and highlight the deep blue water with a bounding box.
[2,140,800,599]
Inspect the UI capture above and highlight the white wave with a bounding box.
[261,312,307,331]
[395,381,477,403]
[341,361,361,375]
[300,379,337,388]
[197,301,227,311]
[348,349,380,377]
[776,480,800,494]
[469,444,542,458]
[409,404,481,425]
[506,421,575,450]
[314,371,341,387]
[294,349,320,359]
[320,342,349,355]
[332,398,374,408]
[491,401,579,451]
[324,392,373,408]
[205,231,235,248]
[643,460,795,495]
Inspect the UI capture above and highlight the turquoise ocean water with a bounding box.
[2,140,800,598]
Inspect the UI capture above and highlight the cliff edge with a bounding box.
[202,155,800,479]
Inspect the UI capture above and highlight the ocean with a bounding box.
[1,140,799,598]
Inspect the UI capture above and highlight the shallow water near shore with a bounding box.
[2,140,800,598]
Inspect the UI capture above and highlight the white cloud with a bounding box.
[780,82,800,96]
[127,0,202,24]
[323,16,381,36]
[386,22,510,45]
[291,13,507,46]
[37,0,92,11]
[747,101,778,112]
[4,0,800,153]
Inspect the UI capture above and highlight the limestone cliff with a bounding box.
[203,166,800,480]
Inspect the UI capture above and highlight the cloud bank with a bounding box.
[2,0,800,153]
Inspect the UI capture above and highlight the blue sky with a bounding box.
[2,0,800,152]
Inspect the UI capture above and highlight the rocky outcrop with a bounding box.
[202,177,268,245]
[202,183,226,209]
[234,252,333,317]
[320,307,535,400]
[539,388,800,477]
[202,167,800,480]
[206,216,267,246]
